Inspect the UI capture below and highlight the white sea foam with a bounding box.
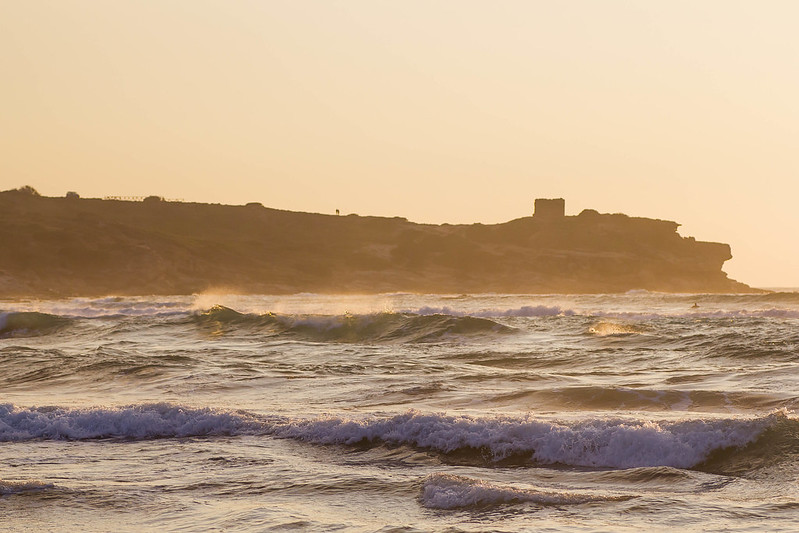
[0,403,260,441]
[420,473,617,509]
[270,411,776,469]
[0,404,783,469]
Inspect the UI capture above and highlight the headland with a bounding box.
[0,188,757,297]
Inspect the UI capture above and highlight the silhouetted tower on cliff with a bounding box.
[534,198,565,220]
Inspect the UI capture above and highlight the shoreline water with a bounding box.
[2,292,798,531]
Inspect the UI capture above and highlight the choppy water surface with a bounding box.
[2,292,799,531]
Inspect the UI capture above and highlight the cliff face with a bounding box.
[0,190,755,297]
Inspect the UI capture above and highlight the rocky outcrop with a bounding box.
[0,189,756,297]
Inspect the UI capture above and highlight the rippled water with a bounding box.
[2,292,799,531]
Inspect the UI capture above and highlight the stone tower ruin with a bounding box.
[534,198,565,219]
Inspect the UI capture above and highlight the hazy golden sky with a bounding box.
[2,1,797,287]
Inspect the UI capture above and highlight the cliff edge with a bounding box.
[0,189,757,297]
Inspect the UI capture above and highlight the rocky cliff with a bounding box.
[0,188,756,297]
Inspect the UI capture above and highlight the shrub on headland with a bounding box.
[10,185,41,196]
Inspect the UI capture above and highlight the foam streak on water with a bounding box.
[2,292,799,531]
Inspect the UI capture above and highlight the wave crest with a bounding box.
[269,411,790,470]
[0,403,260,441]
[0,479,54,495]
[0,311,72,338]
[420,473,623,509]
[193,306,514,342]
[409,305,573,317]
[2,404,794,472]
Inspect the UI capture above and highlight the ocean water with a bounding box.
[2,291,799,532]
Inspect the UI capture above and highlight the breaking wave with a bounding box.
[419,473,626,509]
[0,403,261,441]
[0,479,54,495]
[267,411,785,470]
[193,305,514,342]
[2,404,795,472]
[0,311,72,338]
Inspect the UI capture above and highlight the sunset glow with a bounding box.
[2,1,798,286]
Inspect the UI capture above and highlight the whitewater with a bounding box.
[1,292,799,531]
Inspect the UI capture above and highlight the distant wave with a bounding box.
[407,305,573,317]
[2,404,793,472]
[620,291,799,304]
[0,311,72,338]
[4,299,797,331]
[1,297,191,319]
[193,305,515,342]
[707,292,799,305]
[400,305,799,321]
[419,473,627,509]
[595,309,799,320]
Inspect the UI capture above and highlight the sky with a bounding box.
[1,1,797,287]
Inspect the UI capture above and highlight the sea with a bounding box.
[2,291,799,532]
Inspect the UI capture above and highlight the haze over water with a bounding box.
[2,291,799,531]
